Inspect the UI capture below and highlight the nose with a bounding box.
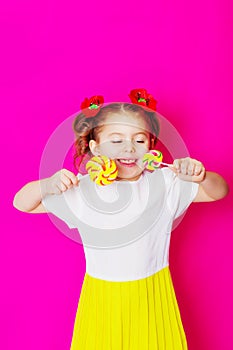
[123,139,136,153]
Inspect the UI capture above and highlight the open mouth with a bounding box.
[117,159,138,166]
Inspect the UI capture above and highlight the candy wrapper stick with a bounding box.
[157,161,173,167]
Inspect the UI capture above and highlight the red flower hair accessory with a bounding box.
[80,95,104,118]
[129,88,157,111]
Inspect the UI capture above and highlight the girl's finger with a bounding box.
[60,173,72,187]
[194,164,202,175]
[61,169,79,186]
[59,182,68,192]
[187,162,195,176]
[180,159,189,175]
[191,165,205,181]
[173,159,181,172]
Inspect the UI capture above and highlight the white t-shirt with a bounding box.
[42,168,199,281]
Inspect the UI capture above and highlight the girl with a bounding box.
[13,88,229,349]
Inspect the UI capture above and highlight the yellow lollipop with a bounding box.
[85,155,118,186]
[142,150,164,171]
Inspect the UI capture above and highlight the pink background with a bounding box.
[1,0,233,349]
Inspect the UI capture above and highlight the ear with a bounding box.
[89,139,100,156]
[150,137,155,150]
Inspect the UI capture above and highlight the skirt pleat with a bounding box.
[70,266,188,349]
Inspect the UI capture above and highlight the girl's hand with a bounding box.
[44,169,80,195]
[170,157,206,182]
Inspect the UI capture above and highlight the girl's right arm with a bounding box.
[13,169,80,213]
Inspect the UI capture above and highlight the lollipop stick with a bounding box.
[154,161,173,167]
[161,161,173,167]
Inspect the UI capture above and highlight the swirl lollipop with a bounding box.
[143,150,172,171]
[85,155,118,186]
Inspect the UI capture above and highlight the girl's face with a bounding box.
[89,112,151,181]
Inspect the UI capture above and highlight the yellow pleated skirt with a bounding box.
[70,266,188,349]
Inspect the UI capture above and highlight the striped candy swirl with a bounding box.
[85,155,118,186]
[142,150,163,171]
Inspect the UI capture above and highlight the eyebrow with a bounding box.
[108,132,148,137]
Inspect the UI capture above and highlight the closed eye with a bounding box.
[111,140,145,144]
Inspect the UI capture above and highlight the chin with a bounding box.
[117,171,142,181]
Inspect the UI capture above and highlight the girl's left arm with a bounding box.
[192,171,229,202]
[171,157,229,202]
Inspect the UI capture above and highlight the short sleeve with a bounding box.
[42,193,77,229]
[162,168,199,219]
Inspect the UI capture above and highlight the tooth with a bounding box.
[120,159,136,163]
